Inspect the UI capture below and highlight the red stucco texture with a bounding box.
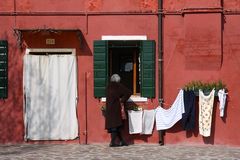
[0,0,240,146]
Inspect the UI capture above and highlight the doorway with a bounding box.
[23,48,78,140]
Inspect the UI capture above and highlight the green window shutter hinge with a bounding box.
[0,40,8,99]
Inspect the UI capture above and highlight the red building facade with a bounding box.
[0,0,240,146]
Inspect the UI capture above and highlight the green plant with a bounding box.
[101,105,106,111]
[184,80,226,92]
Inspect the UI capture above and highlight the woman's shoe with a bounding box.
[159,141,164,146]
[109,143,120,147]
[120,141,128,146]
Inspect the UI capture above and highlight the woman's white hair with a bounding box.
[110,74,121,83]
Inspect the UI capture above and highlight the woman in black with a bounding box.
[105,74,132,147]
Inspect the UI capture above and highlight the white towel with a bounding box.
[141,110,155,135]
[218,89,227,117]
[128,110,143,134]
[155,90,185,130]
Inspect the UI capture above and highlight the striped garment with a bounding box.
[155,90,185,130]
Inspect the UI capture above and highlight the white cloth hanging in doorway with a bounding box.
[155,90,185,130]
[23,54,78,140]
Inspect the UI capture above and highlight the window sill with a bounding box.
[101,95,148,102]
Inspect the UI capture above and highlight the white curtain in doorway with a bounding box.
[23,54,78,140]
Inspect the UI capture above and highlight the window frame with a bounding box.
[94,36,155,101]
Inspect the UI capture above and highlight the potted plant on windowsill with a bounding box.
[183,80,226,96]
[101,105,106,117]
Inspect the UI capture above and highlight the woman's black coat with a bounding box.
[105,82,131,130]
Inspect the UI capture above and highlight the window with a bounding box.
[94,40,155,98]
[0,40,8,99]
[109,41,140,95]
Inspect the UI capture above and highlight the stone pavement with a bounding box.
[0,143,240,160]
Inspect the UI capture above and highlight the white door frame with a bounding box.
[25,48,76,55]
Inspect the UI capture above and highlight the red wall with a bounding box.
[0,0,159,144]
[1,0,240,146]
[163,0,240,146]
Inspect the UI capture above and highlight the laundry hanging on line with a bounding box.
[127,88,227,137]
[128,110,143,134]
[199,89,215,137]
[141,109,155,135]
[218,89,227,117]
[155,89,185,130]
[182,90,196,131]
[128,109,155,135]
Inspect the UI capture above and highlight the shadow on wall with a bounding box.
[18,30,92,57]
[78,32,92,56]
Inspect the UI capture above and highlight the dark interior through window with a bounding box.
[108,41,140,95]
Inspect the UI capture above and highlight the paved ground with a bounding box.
[0,143,240,160]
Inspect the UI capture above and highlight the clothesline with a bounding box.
[161,88,228,108]
[128,88,227,138]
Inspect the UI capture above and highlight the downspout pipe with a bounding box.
[158,0,164,145]
[14,0,16,27]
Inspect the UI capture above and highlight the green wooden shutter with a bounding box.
[93,40,108,98]
[0,40,8,99]
[140,40,155,98]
